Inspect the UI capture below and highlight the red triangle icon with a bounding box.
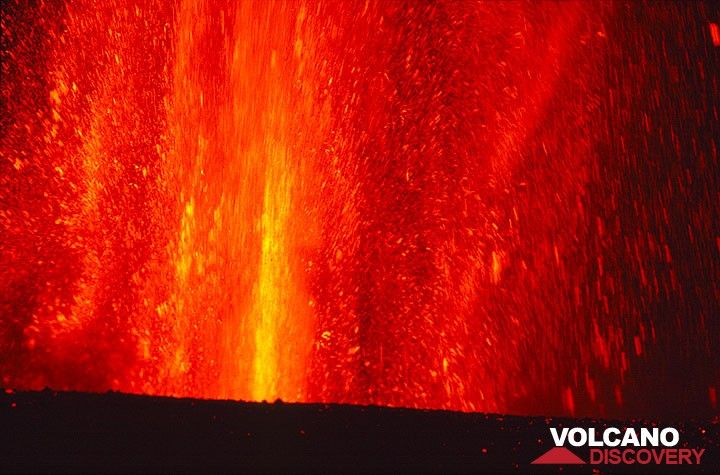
[531,447,586,464]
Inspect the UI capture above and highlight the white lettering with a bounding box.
[639,428,658,447]
[588,428,603,447]
[604,427,621,446]
[568,428,587,447]
[660,428,679,447]
[621,428,640,446]
[550,427,569,446]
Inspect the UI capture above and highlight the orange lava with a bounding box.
[2,0,719,418]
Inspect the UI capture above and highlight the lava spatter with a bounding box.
[1,0,718,418]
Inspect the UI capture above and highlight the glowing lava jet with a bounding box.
[1,0,719,418]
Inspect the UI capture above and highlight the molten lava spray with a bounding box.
[1,0,719,417]
[161,0,329,402]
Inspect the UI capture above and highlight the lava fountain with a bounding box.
[1,0,719,418]
[158,0,329,402]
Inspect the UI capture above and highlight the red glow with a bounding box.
[710,22,720,46]
[1,1,719,417]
